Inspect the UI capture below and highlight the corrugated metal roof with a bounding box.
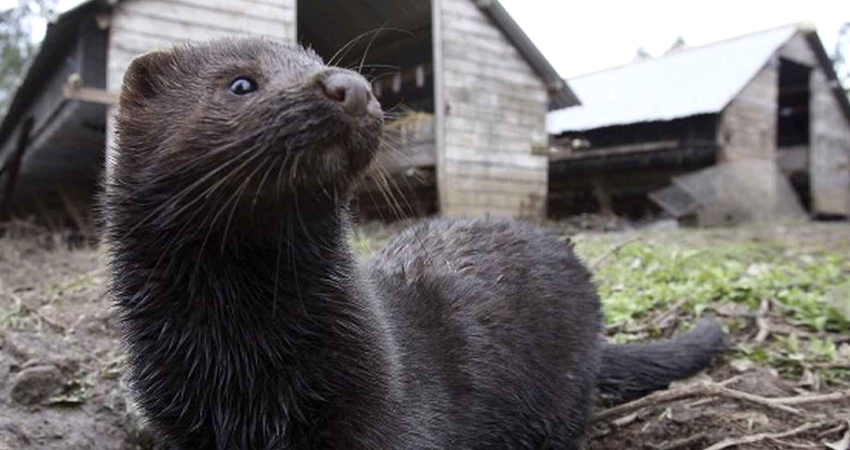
[547,24,800,134]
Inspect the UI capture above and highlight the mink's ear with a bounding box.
[120,50,176,108]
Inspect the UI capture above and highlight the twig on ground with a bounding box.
[648,433,709,450]
[768,389,850,406]
[652,297,689,329]
[818,419,849,439]
[590,235,643,271]
[811,362,850,371]
[718,375,743,387]
[687,376,743,408]
[768,437,819,448]
[701,421,829,450]
[612,412,639,427]
[593,381,807,423]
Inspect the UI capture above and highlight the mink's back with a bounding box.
[365,217,603,449]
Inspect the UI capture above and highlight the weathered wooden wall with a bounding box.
[105,0,296,178]
[714,31,850,219]
[776,33,850,217]
[0,17,108,219]
[771,32,850,217]
[434,0,549,218]
[717,60,778,161]
[106,0,295,94]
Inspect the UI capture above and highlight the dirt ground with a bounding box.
[0,220,848,449]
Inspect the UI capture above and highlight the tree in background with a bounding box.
[834,22,849,96]
[0,0,56,116]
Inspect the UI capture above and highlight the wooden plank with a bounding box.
[444,148,547,170]
[64,78,119,105]
[443,45,535,75]
[445,190,541,209]
[443,176,546,195]
[810,69,850,216]
[111,10,278,44]
[549,140,682,161]
[111,27,187,52]
[445,134,531,154]
[442,14,504,40]
[433,0,448,213]
[440,0,488,21]
[445,160,545,182]
[118,0,293,36]
[442,29,518,57]
[157,0,294,21]
[243,0,293,8]
[446,117,546,143]
[443,58,543,88]
[449,103,543,128]
[444,72,547,103]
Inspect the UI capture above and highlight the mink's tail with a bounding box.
[597,318,727,405]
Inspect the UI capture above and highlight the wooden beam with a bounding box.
[64,74,119,105]
[548,139,683,161]
[1,118,35,215]
[432,0,448,214]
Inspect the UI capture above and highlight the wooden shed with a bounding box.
[0,0,578,224]
[547,24,850,223]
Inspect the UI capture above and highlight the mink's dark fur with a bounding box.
[103,38,725,450]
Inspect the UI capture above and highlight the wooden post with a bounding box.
[591,178,613,215]
[1,118,35,215]
[431,0,447,214]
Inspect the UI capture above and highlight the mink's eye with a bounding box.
[230,77,257,95]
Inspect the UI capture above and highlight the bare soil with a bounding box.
[0,221,848,450]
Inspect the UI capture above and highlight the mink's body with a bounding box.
[103,38,724,450]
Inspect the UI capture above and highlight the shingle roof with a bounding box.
[547,24,800,134]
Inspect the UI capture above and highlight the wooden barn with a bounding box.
[547,24,850,223]
[0,0,578,225]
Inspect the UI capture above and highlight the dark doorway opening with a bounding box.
[297,0,438,222]
[777,58,811,148]
[776,58,812,212]
[297,0,434,114]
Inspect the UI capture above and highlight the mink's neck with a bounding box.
[109,208,401,448]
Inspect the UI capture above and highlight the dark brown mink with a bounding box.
[102,37,726,450]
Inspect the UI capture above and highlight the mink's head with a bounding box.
[108,37,382,232]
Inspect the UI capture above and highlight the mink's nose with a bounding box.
[321,73,376,116]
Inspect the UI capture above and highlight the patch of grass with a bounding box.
[575,236,850,333]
